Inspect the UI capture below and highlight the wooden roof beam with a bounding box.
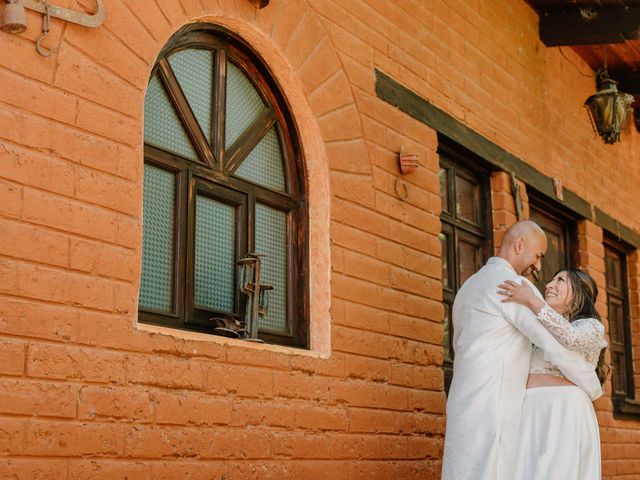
[614,71,640,96]
[539,7,640,47]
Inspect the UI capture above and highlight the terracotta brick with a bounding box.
[330,171,376,208]
[318,104,364,142]
[0,219,69,268]
[231,399,296,428]
[228,460,292,480]
[0,296,77,342]
[64,22,149,90]
[16,262,115,311]
[22,188,119,243]
[0,179,22,219]
[289,460,350,480]
[344,354,391,382]
[0,378,76,418]
[271,431,331,458]
[0,69,76,125]
[28,342,125,383]
[68,460,149,480]
[0,459,67,479]
[308,72,355,118]
[0,142,75,197]
[125,425,204,459]
[272,370,332,401]
[284,10,326,68]
[199,427,273,459]
[98,0,158,63]
[343,250,390,283]
[78,385,153,422]
[24,420,126,456]
[349,407,397,434]
[294,404,349,431]
[271,1,307,50]
[69,237,137,281]
[298,38,342,94]
[1,107,129,179]
[75,166,138,215]
[155,390,231,426]
[126,354,205,390]
[150,461,227,480]
[54,43,141,116]
[0,338,25,376]
[75,99,140,147]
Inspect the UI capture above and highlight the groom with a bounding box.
[441,220,602,480]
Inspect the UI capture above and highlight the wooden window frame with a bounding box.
[139,25,309,348]
[438,138,493,393]
[527,194,578,290]
[604,237,640,417]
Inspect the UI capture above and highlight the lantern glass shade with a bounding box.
[584,79,634,144]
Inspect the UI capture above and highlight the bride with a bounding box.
[498,268,608,480]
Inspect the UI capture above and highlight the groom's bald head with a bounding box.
[498,220,547,276]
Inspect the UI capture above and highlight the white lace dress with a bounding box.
[514,305,607,480]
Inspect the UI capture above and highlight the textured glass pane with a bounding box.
[443,302,453,363]
[226,62,266,148]
[195,196,236,312]
[234,127,286,192]
[613,352,627,395]
[608,297,624,342]
[455,175,480,225]
[605,248,622,292]
[168,49,214,143]
[458,238,481,286]
[439,232,451,290]
[439,168,449,213]
[255,204,288,332]
[140,164,175,312]
[144,75,198,160]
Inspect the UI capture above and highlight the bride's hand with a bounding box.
[497,279,536,306]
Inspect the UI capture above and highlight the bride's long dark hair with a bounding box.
[560,268,609,386]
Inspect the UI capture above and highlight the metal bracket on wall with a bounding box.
[1,0,105,56]
[23,0,105,27]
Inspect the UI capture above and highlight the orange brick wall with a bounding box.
[0,0,639,478]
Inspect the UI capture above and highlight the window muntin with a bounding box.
[140,27,308,347]
[438,143,490,392]
[605,239,634,400]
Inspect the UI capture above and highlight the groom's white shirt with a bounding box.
[441,257,602,480]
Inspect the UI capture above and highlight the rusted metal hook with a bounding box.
[35,1,55,57]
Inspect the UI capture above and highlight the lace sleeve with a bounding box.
[536,304,605,351]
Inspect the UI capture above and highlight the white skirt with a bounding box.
[514,386,601,480]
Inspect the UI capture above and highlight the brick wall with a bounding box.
[0,0,639,478]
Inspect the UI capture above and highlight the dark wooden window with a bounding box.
[605,238,634,402]
[438,141,491,392]
[528,200,577,292]
[139,25,308,348]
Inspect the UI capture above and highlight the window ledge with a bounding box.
[613,396,640,419]
[136,322,330,359]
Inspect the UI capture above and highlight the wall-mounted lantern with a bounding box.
[1,0,105,56]
[584,67,634,144]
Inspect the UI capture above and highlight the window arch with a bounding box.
[139,25,308,348]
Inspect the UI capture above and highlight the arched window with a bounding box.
[140,25,308,348]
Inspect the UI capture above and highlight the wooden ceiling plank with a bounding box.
[540,7,640,46]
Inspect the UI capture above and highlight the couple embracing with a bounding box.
[442,221,608,480]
